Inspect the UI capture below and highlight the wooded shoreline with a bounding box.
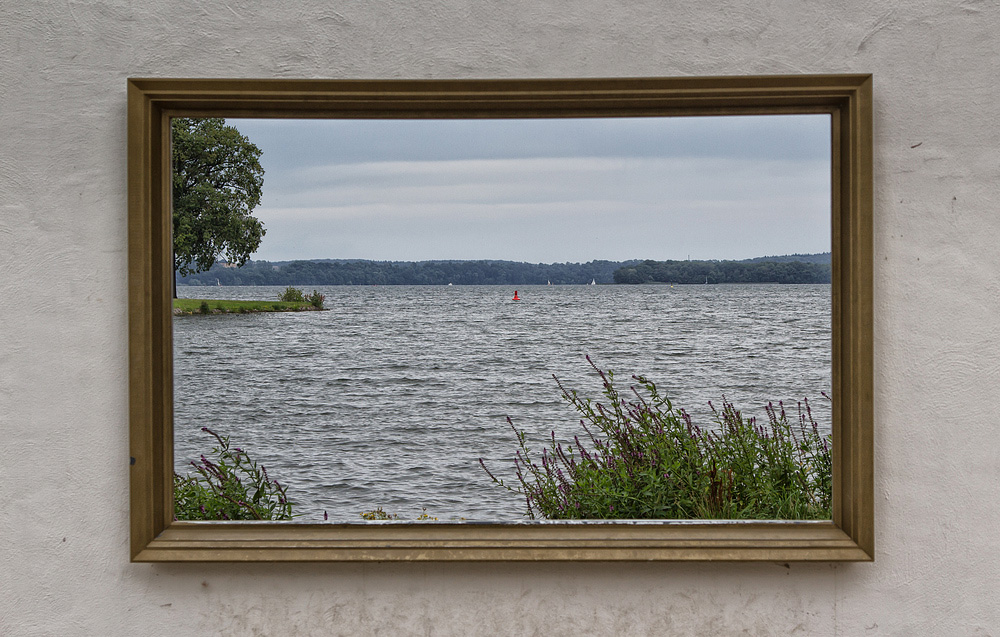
[177,253,832,287]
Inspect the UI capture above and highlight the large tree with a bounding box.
[172,118,265,283]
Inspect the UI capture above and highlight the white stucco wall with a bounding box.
[2,1,998,634]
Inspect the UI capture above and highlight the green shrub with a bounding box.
[174,427,294,521]
[308,289,325,309]
[481,358,831,520]
[198,300,210,314]
[277,286,305,303]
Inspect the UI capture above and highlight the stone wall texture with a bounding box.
[2,1,999,634]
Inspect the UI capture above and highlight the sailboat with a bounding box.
[590,279,596,285]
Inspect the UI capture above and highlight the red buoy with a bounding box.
[512,290,520,301]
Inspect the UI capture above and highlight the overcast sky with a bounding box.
[230,114,831,264]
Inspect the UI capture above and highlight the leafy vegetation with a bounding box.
[172,118,265,283]
[177,254,831,287]
[174,427,294,521]
[307,290,325,309]
[277,286,305,302]
[276,287,325,309]
[613,258,831,284]
[481,358,831,520]
[177,258,636,286]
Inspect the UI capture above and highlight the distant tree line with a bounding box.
[177,253,831,287]
[613,257,831,285]
[176,259,638,286]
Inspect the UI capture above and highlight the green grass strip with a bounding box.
[173,298,323,315]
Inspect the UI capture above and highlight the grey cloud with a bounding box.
[224,115,830,263]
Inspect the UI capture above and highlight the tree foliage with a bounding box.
[613,258,831,285]
[176,255,832,287]
[176,258,634,286]
[172,118,265,277]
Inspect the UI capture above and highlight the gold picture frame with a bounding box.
[128,75,873,562]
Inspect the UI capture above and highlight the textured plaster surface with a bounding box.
[2,1,999,634]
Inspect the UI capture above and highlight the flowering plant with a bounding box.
[482,358,831,520]
[174,427,294,521]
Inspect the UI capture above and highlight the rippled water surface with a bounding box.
[174,284,830,521]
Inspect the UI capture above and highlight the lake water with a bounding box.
[173,284,831,521]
